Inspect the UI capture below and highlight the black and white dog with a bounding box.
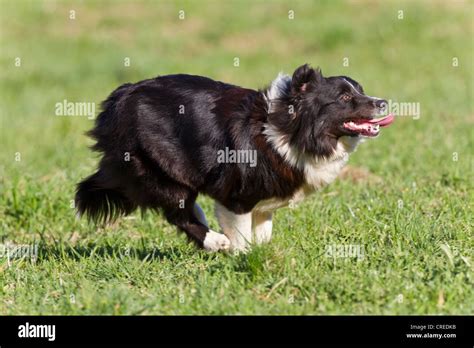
[76,64,394,252]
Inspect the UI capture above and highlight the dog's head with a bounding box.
[266,64,394,158]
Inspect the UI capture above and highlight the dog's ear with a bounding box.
[291,64,323,93]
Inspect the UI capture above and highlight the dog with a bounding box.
[75,64,394,252]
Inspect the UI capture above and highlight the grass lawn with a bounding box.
[0,0,472,315]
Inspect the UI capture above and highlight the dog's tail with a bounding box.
[75,170,136,224]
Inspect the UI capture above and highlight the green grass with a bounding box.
[0,0,472,315]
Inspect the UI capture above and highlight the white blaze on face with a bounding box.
[344,78,363,96]
[344,78,384,109]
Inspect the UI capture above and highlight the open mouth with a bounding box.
[343,114,395,137]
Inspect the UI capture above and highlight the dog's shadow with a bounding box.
[36,242,192,263]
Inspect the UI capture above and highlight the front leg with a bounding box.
[252,210,273,244]
[215,202,252,252]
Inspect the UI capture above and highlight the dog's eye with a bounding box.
[341,94,352,102]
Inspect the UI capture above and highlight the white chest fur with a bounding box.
[303,136,359,188]
[254,133,361,213]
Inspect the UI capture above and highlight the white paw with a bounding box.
[203,231,231,252]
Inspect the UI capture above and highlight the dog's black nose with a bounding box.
[374,99,388,110]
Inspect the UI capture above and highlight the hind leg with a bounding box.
[127,167,229,251]
[190,202,231,251]
[163,199,230,251]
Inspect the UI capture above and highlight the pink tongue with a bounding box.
[367,114,395,127]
